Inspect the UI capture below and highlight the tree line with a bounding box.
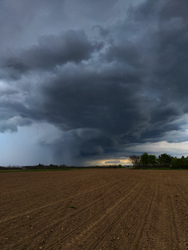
[129,153,188,169]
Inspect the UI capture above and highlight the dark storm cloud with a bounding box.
[1,0,188,164]
[0,0,67,51]
[39,128,106,165]
[0,99,33,132]
[93,26,109,37]
[1,30,97,75]
[65,0,117,22]
[106,43,142,68]
[37,63,152,160]
[41,64,146,133]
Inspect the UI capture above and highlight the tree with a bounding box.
[140,153,149,165]
[171,156,188,169]
[140,153,157,166]
[129,155,140,166]
[129,152,188,169]
[148,154,157,165]
[158,153,172,166]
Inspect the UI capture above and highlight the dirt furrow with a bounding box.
[0,174,129,224]
[0,170,115,220]
[165,176,188,249]
[4,174,134,249]
[1,169,187,250]
[129,175,157,249]
[60,177,147,249]
[1,174,130,226]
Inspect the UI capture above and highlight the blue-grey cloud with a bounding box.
[1,30,99,77]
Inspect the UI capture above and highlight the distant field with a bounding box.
[0,169,188,249]
[0,168,77,173]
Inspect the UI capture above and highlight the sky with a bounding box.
[1,0,188,166]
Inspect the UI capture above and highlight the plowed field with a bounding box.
[0,169,188,249]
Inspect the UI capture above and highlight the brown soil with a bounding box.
[0,169,188,249]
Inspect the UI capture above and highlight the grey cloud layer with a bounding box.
[2,30,98,76]
[1,0,188,163]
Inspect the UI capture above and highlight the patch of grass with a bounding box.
[70,206,77,209]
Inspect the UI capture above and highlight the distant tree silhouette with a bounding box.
[158,153,172,166]
[130,152,188,169]
[129,155,140,166]
[140,153,149,165]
